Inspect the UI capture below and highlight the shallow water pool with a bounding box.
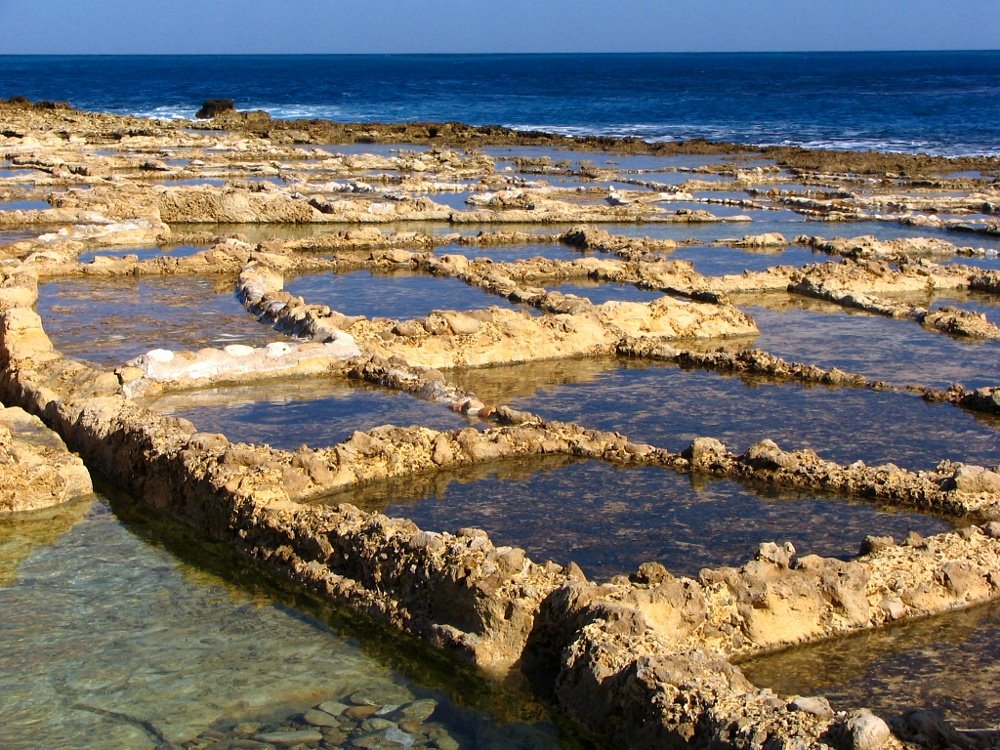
[143,377,475,451]
[318,143,432,157]
[0,168,42,180]
[669,243,826,275]
[285,269,529,320]
[481,146,737,173]
[0,494,577,750]
[156,177,227,188]
[0,227,39,243]
[425,190,479,211]
[77,244,208,264]
[433,241,585,263]
[546,281,664,305]
[447,357,1000,471]
[36,276,284,368]
[739,600,1000,729]
[321,458,952,581]
[0,199,49,211]
[939,253,1000,271]
[599,219,1000,249]
[927,293,1000,320]
[744,297,1000,390]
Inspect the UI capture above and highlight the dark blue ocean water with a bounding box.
[1,52,999,155]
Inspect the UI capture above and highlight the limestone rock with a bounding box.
[682,437,728,468]
[195,98,236,119]
[0,405,93,513]
[950,464,1000,495]
[736,232,787,247]
[844,709,891,750]
[788,695,834,718]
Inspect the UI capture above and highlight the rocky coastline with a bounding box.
[2,99,999,748]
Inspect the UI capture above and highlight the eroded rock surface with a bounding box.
[0,403,93,512]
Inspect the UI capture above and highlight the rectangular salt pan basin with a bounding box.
[448,358,1000,471]
[0,199,50,211]
[322,457,952,582]
[77,244,208,264]
[433,241,585,263]
[143,378,476,451]
[284,270,530,320]
[36,276,287,368]
[744,298,1000,390]
[740,600,1000,729]
[669,244,826,275]
[547,281,664,305]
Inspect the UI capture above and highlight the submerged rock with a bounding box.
[253,728,324,745]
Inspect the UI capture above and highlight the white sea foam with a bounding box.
[125,103,351,122]
[261,104,347,120]
[506,123,999,158]
[101,107,998,158]
[131,105,195,121]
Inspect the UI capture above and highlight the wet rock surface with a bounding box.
[2,102,999,748]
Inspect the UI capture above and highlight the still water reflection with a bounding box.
[740,601,1000,728]
[322,458,952,581]
[144,377,474,451]
[36,276,286,368]
[448,357,1000,471]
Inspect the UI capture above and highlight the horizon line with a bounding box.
[2,48,998,57]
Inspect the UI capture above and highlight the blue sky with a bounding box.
[1,0,997,54]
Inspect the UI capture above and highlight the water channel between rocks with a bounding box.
[0,493,581,750]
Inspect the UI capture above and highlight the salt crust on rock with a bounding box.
[122,337,361,396]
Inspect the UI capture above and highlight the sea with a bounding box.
[1,51,999,156]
